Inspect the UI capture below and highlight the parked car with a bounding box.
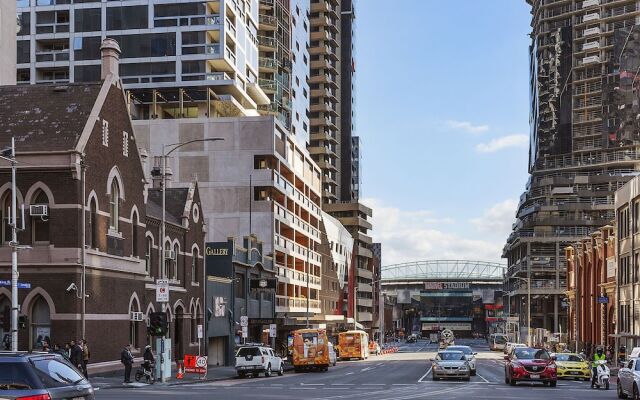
[617,357,640,398]
[446,345,477,376]
[235,344,284,378]
[504,347,557,387]
[550,352,590,381]
[431,350,471,381]
[0,351,95,399]
[504,342,526,355]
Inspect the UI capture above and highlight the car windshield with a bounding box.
[494,336,507,344]
[555,354,583,362]
[514,348,550,360]
[447,347,472,355]
[237,347,261,357]
[0,363,38,390]
[635,362,640,371]
[437,351,465,361]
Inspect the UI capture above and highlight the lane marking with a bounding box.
[475,373,490,383]
[301,383,324,386]
[418,366,432,383]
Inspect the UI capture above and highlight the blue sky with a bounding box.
[357,1,532,265]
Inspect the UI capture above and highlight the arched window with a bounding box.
[190,311,197,343]
[145,237,152,276]
[109,180,120,231]
[30,296,51,350]
[32,190,50,244]
[129,298,140,349]
[131,211,139,256]
[191,248,198,283]
[2,194,11,244]
[172,243,179,280]
[163,241,171,279]
[89,199,98,249]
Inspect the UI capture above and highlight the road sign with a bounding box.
[269,324,277,338]
[197,324,203,339]
[242,326,248,338]
[184,355,207,374]
[156,279,169,303]
[0,280,30,289]
[240,316,248,327]
[597,296,609,304]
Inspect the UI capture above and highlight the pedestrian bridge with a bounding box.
[381,260,506,282]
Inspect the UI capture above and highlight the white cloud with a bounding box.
[446,119,489,134]
[361,198,506,266]
[469,199,518,237]
[475,134,528,153]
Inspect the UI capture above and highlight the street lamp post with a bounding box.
[509,276,531,347]
[155,137,223,382]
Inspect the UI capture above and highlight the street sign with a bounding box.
[0,280,30,289]
[184,355,208,374]
[597,296,609,304]
[197,324,203,339]
[156,279,169,302]
[242,326,248,338]
[240,316,248,327]
[269,324,277,338]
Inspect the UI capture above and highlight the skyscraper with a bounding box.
[0,1,16,85]
[505,0,640,338]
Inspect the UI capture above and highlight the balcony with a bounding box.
[357,282,372,292]
[583,27,601,37]
[273,202,321,241]
[357,312,373,322]
[356,267,373,279]
[225,18,237,37]
[181,43,222,56]
[258,35,276,50]
[35,22,69,34]
[154,14,221,27]
[181,71,231,82]
[259,14,277,29]
[274,234,322,265]
[259,56,279,71]
[35,49,69,63]
[276,264,321,288]
[358,298,373,308]
[275,295,321,313]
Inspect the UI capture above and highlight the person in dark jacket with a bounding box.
[143,345,155,374]
[121,344,134,383]
[69,340,83,371]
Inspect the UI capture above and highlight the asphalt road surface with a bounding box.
[95,339,617,400]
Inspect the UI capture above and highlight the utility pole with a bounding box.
[353,287,358,330]
[80,156,87,340]
[10,138,18,352]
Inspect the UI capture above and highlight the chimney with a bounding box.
[100,38,121,80]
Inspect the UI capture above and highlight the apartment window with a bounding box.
[635,201,640,232]
[191,248,199,282]
[75,65,101,83]
[172,243,179,280]
[106,6,148,30]
[122,132,129,157]
[110,34,176,58]
[17,12,30,36]
[235,273,245,298]
[102,120,109,147]
[89,199,98,249]
[74,36,102,61]
[74,8,101,32]
[17,41,30,64]
[145,237,152,275]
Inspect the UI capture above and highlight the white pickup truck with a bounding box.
[235,345,284,378]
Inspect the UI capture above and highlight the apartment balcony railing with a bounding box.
[273,202,320,240]
[225,18,237,37]
[258,35,276,48]
[259,14,277,28]
[276,296,320,310]
[273,171,321,216]
[35,22,69,34]
[274,234,321,264]
[35,49,69,63]
[259,56,279,70]
[154,14,222,27]
[121,73,176,85]
[181,43,221,56]
[276,265,321,286]
[181,71,231,82]
[225,47,236,64]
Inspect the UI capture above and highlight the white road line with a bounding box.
[331,383,355,386]
[363,383,385,386]
[392,383,414,385]
[476,373,490,383]
[361,367,373,372]
[418,366,432,383]
[301,383,324,386]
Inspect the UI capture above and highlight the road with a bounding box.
[95,339,616,400]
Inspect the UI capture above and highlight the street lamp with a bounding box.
[508,276,531,347]
[152,137,223,382]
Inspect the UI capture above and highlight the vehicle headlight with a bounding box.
[459,366,468,371]
[547,364,556,370]
[433,364,440,370]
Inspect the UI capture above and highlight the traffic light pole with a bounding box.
[10,138,18,352]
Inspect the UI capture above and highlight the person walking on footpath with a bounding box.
[121,344,134,384]
[81,339,90,378]
[69,340,83,371]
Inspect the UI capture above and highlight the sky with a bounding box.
[357,0,532,266]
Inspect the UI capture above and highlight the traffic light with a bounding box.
[18,315,27,330]
[147,312,168,336]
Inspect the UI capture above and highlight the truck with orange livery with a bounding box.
[292,328,331,372]
[338,330,369,360]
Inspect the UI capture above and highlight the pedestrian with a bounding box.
[69,340,83,371]
[41,340,50,352]
[64,343,71,359]
[81,339,90,378]
[121,344,134,384]
[143,345,155,374]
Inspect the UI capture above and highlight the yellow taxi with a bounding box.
[552,352,591,380]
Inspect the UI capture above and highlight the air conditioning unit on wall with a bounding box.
[30,204,48,217]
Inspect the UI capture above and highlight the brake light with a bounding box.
[16,395,52,400]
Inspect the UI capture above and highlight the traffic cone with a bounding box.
[176,361,183,380]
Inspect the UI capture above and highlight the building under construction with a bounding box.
[504,0,640,341]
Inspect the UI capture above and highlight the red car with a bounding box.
[504,347,557,387]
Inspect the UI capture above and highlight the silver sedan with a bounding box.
[617,358,640,399]
[431,350,471,381]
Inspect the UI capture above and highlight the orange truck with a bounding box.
[292,328,331,372]
[338,330,370,360]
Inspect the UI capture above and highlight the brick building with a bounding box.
[0,41,205,369]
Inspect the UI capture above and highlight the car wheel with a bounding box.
[606,381,610,390]
[464,376,470,381]
[618,380,628,399]
[505,375,510,384]
[237,372,245,378]
[471,369,476,376]
[432,375,438,381]
[550,381,557,388]
[265,364,272,377]
[543,381,549,386]
[278,365,284,376]
[509,377,517,386]
[252,372,259,378]
[634,384,639,400]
